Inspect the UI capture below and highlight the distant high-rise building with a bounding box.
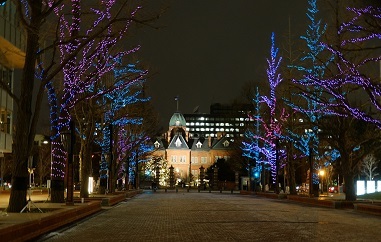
[184,103,254,138]
[0,2,26,153]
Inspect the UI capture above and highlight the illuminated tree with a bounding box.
[247,33,287,187]
[298,2,381,200]
[92,59,161,193]
[7,0,157,211]
[287,0,334,187]
[242,88,263,181]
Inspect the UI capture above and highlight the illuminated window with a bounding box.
[154,141,160,148]
[191,157,198,163]
[196,141,202,148]
[201,157,207,164]
[171,156,177,163]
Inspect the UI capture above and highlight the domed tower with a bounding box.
[167,112,189,142]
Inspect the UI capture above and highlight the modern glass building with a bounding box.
[0,1,26,153]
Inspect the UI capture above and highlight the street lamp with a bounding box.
[319,169,325,195]
[308,146,313,197]
[60,121,75,205]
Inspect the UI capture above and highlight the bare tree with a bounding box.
[361,154,379,180]
[7,0,160,212]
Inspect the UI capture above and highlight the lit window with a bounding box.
[196,141,202,148]
[220,123,224,126]
[201,128,205,131]
[175,137,182,147]
[154,141,160,148]
[192,157,198,163]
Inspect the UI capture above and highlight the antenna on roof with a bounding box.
[175,95,179,111]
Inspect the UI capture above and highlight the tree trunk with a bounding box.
[288,158,297,195]
[50,138,65,203]
[8,1,43,212]
[344,172,356,201]
[80,141,92,198]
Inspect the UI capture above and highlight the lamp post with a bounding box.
[108,124,114,193]
[61,121,75,205]
[319,169,325,195]
[308,146,313,197]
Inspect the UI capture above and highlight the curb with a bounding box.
[0,201,102,242]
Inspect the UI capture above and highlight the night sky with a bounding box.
[138,0,308,128]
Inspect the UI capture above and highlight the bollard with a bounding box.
[231,189,233,194]
[165,188,167,193]
[198,187,200,193]
[220,189,222,193]
[176,188,178,193]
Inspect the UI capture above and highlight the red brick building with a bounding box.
[151,112,239,186]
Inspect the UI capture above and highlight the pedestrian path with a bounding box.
[40,190,381,242]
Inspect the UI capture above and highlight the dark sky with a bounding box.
[138,0,308,128]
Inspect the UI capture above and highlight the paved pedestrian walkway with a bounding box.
[39,190,381,242]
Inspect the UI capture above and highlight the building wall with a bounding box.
[0,2,26,153]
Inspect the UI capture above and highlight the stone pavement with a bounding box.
[38,190,381,242]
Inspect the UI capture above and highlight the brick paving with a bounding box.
[38,190,381,242]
